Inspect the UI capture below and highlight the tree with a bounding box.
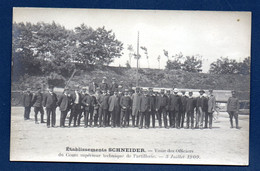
[165,52,202,72]
[209,57,250,75]
[74,24,123,66]
[182,55,202,72]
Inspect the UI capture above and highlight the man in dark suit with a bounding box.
[89,77,98,93]
[120,89,131,128]
[108,90,120,128]
[186,91,196,129]
[57,88,72,127]
[148,88,156,128]
[81,90,95,128]
[43,85,58,128]
[227,90,239,129]
[22,88,33,120]
[169,88,182,128]
[139,89,151,129]
[155,89,168,128]
[180,91,188,128]
[69,87,82,127]
[31,87,44,124]
[98,90,110,127]
[100,77,109,91]
[110,78,118,92]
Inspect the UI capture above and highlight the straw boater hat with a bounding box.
[173,88,178,93]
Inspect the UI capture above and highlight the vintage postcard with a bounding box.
[10,8,250,165]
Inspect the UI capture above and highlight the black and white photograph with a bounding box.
[10,8,251,165]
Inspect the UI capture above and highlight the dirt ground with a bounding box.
[10,107,249,165]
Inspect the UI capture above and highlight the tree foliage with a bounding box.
[12,22,124,81]
[209,57,250,75]
[165,52,202,72]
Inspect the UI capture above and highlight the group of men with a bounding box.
[21,77,240,129]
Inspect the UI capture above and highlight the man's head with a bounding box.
[64,87,69,94]
[231,90,236,97]
[173,88,178,95]
[166,90,171,95]
[209,89,213,95]
[143,89,148,96]
[26,88,31,93]
[48,85,54,93]
[160,89,165,95]
[199,89,205,95]
[189,91,193,97]
[181,91,185,95]
[124,89,129,96]
[36,87,41,93]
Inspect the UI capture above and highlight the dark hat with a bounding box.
[148,87,153,90]
[36,86,41,90]
[48,85,54,89]
[231,90,236,94]
[199,89,205,93]
[160,89,165,92]
[166,90,170,92]
[209,89,213,93]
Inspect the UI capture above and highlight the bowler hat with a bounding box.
[199,89,205,93]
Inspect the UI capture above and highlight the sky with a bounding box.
[13,8,251,72]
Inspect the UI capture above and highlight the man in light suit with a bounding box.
[57,88,72,127]
[89,77,98,93]
[131,87,141,127]
[108,91,120,128]
[43,85,58,128]
[206,89,215,129]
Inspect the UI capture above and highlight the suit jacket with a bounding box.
[149,95,156,111]
[155,95,168,110]
[57,94,72,111]
[186,97,196,112]
[169,94,181,111]
[43,92,58,109]
[181,96,188,112]
[110,83,118,92]
[22,93,33,107]
[196,96,207,112]
[139,95,151,112]
[100,83,109,91]
[81,94,95,110]
[120,96,131,109]
[71,92,82,105]
[32,92,43,107]
[89,82,98,93]
[100,94,110,110]
[108,95,120,112]
[227,97,239,112]
[131,93,142,111]
[208,95,216,113]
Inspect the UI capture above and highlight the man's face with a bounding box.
[37,89,41,93]
[189,92,193,97]
[199,92,203,95]
[49,88,53,93]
